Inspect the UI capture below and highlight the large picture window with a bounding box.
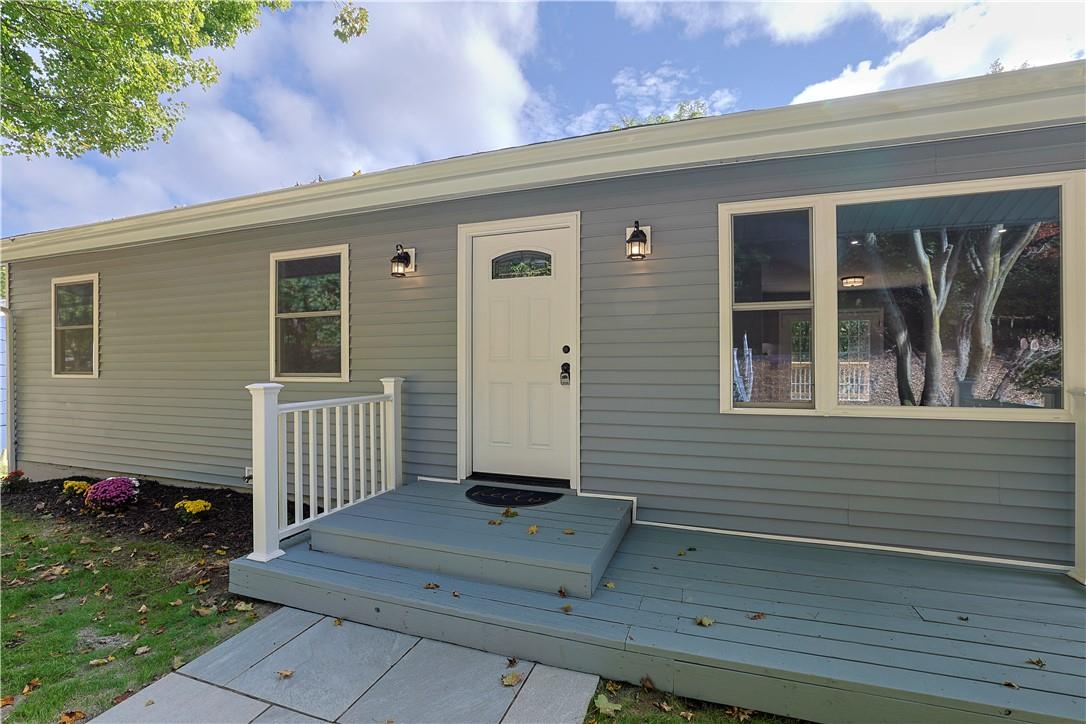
[270,245,348,381]
[52,274,98,377]
[719,172,1083,420]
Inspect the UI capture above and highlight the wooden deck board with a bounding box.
[232,492,1085,724]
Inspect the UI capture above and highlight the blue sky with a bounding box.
[2,1,1083,237]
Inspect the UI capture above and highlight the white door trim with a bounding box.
[457,211,581,492]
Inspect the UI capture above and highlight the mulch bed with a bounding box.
[1,476,254,555]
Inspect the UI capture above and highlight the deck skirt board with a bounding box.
[232,505,1085,724]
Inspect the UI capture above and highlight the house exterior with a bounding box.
[2,61,1084,575]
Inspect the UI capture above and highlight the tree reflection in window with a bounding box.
[492,251,552,279]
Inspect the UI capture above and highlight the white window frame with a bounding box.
[269,244,349,383]
[719,170,1085,422]
[51,273,99,378]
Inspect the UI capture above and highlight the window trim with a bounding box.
[51,273,99,379]
[718,170,1085,422]
[269,244,349,383]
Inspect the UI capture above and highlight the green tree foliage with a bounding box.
[1,0,368,159]
[610,99,709,130]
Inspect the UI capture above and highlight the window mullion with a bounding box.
[812,198,838,413]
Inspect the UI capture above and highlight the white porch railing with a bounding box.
[245,377,404,562]
[1071,389,1085,585]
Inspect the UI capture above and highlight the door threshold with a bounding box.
[466,472,571,491]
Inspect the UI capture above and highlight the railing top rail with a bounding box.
[277,393,392,413]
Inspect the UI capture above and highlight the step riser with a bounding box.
[310,529,595,597]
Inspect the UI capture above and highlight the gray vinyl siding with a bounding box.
[10,123,1084,562]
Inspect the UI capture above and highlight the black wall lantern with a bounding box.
[625,221,651,260]
[390,244,416,277]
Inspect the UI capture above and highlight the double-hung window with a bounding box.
[52,274,98,377]
[719,171,1084,420]
[270,245,349,382]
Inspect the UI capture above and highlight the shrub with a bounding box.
[63,479,92,496]
[2,469,29,486]
[174,499,212,519]
[84,477,139,509]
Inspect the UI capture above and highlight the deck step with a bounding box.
[307,482,632,598]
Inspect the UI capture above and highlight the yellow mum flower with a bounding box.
[63,479,91,495]
[174,499,212,516]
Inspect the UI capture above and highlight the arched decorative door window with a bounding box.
[491,250,552,279]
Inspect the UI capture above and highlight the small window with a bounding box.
[492,250,552,279]
[52,274,98,377]
[270,246,348,381]
[727,209,814,408]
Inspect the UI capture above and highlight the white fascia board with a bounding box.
[3,60,1084,262]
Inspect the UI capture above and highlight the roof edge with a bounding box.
[4,60,1085,262]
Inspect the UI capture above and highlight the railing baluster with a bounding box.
[369,401,378,493]
[362,401,371,499]
[308,409,317,520]
[347,403,355,503]
[335,406,343,507]
[293,410,302,525]
[322,407,330,515]
[277,414,287,529]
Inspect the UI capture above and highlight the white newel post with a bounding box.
[1070,390,1086,585]
[381,377,404,490]
[247,383,286,562]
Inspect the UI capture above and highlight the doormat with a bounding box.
[465,485,562,508]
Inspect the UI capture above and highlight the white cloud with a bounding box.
[791,2,1086,103]
[565,63,737,134]
[1,2,541,236]
[615,1,963,44]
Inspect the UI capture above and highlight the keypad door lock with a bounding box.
[560,362,571,386]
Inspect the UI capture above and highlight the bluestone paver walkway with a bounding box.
[96,607,598,723]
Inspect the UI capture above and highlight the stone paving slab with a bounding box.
[251,705,328,723]
[182,607,323,685]
[93,673,269,724]
[224,617,418,721]
[502,664,600,724]
[339,638,534,723]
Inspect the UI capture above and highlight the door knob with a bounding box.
[560,362,571,386]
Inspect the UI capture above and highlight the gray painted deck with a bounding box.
[309,482,631,598]
[232,516,1086,724]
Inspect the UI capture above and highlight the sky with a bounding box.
[2,0,1083,238]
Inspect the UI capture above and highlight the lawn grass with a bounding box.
[585,679,803,724]
[0,508,275,723]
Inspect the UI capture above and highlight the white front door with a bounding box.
[471,228,574,480]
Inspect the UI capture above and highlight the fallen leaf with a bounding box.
[89,656,115,667]
[138,522,153,534]
[225,618,237,625]
[562,528,575,535]
[594,693,621,716]
[506,657,518,668]
[51,592,66,601]
[655,701,672,713]
[561,603,573,614]
[215,549,227,556]
[557,587,568,598]
[640,676,655,691]
[487,519,503,526]
[747,612,767,621]
[276,669,294,679]
[501,671,524,687]
[452,591,460,598]
[603,581,616,589]
[333,618,343,626]
[134,646,151,656]
[1,695,15,707]
[171,656,185,670]
[144,699,154,707]
[112,692,133,706]
[233,601,254,611]
[423,582,440,590]
[1027,657,1046,669]
[958,615,970,621]
[58,711,86,724]
[194,577,211,586]
[724,706,753,722]
[22,678,42,695]
[677,550,686,557]
[605,680,621,693]
[1003,681,1020,690]
[527,524,539,535]
[110,546,122,553]
[137,604,148,614]
[191,606,216,617]
[501,507,519,518]
[695,616,714,627]
[687,547,697,552]
[679,711,695,721]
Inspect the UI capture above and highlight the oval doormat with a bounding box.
[465,485,562,508]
